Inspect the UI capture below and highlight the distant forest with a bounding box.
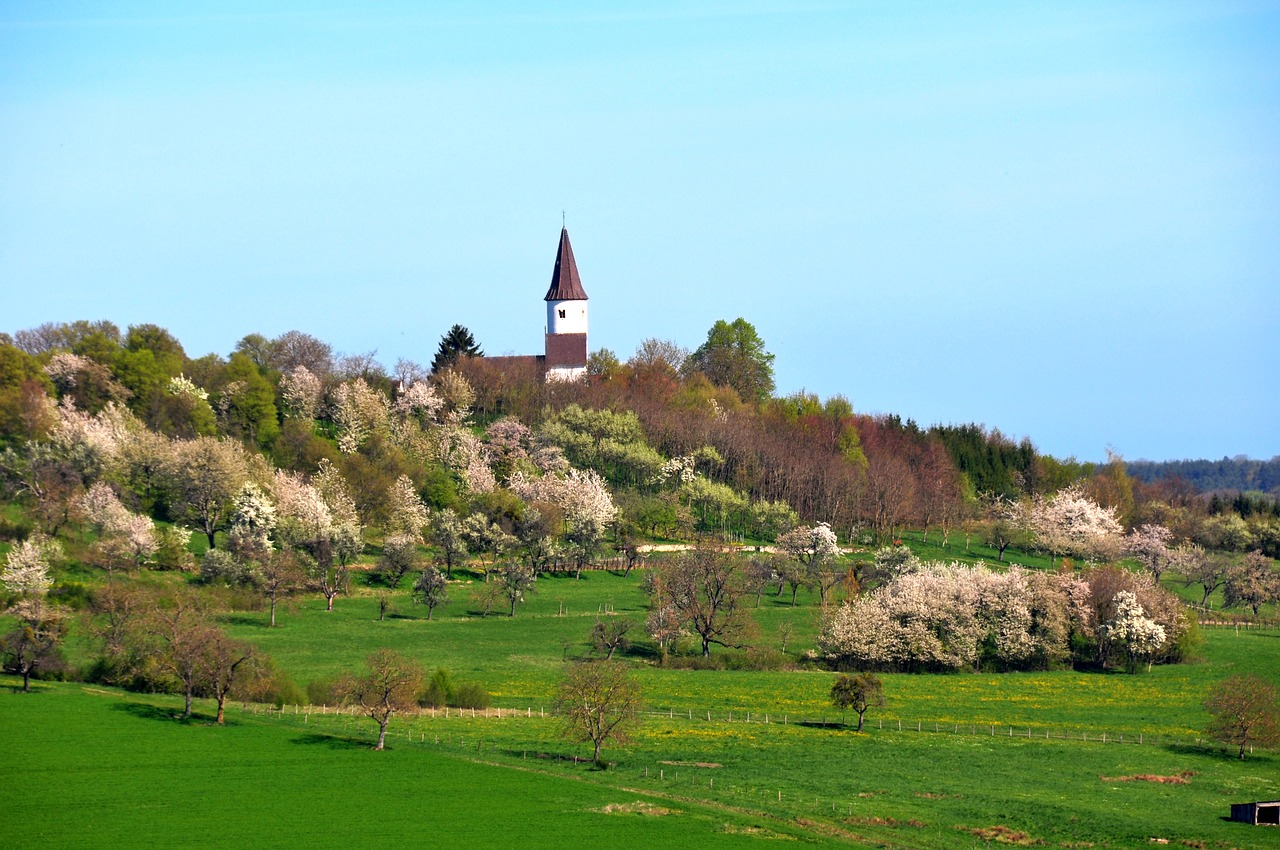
[1126,457,1280,496]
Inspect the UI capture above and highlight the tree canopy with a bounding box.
[684,318,775,404]
[431,325,483,374]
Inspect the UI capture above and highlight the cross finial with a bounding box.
[562,210,566,228]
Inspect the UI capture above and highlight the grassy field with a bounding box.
[0,682,828,849]
[9,560,1278,849]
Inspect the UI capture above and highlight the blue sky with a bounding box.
[2,1,1277,462]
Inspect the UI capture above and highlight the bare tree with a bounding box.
[336,649,423,750]
[1204,674,1280,760]
[589,619,634,660]
[260,550,307,627]
[198,630,254,725]
[495,562,537,616]
[652,545,751,657]
[411,566,449,620]
[554,661,643,766]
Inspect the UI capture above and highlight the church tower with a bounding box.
[543,227,589,381]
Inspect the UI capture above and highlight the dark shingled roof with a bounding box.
[544,227,588,302]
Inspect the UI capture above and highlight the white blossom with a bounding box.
[279,365,323,420]
[167,374,209,401]
[2,536,61,596]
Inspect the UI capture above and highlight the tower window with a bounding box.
[558,309,566,319]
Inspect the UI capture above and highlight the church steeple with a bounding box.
[544,227,588,302]
[544,226,588,381]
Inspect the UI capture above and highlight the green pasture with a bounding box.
[0,683,822,850]
[215,568,1277,742]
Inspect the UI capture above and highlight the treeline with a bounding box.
[1126,456,1280,497]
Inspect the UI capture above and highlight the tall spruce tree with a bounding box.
[430,325,483,373]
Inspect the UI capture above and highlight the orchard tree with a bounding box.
[1204,674,1280,760]
[429,508,469,578]
[495,562,537,616]
[652,546,751,657]
[1,536,59,596]
[198,630,255,724]
[778,522,842,605]
[1126,524,1174,584]
[258,550,308,627]
[163,436,250,549]
[685,318,775,404]
[830,672,885,732]
[1100,590,1165,672]
[1223,551,1280,615]
[337,648,424,750]
[1023,485,1123,567]
[1,598,69,692]
[1176,545,1232,606]
[411,566,449,620]
[376,533,420,588]
[589,618,634,660]
[554,660,643,766]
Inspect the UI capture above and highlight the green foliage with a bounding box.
[431,324,483,374]
[928,423,1039,498]
[538,404,664,488]
[218,353,280,447]
[685,317,775,404]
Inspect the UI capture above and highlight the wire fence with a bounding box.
[239,698,1216,752]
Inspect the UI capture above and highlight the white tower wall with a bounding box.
[546,299,588,335]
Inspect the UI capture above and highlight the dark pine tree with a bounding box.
[431,325,483,373]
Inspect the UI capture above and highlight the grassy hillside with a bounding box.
[4,626,1278,850]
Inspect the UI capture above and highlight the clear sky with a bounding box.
[2,1,1277,463]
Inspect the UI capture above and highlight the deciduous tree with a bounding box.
[337,648,423,750]
[830,672,885,732]
[411,566,449,620]
[1204,674,1280,759]
[554,660,643,765]
[685,318,775,404]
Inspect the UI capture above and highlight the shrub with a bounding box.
[453,681,491,710]
[306,678,339,707]
[199,549,257,587]
[419,668,454,708]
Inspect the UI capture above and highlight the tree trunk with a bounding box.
[184,686,194,719]
[206,528,217,550]
[22,665,31,693]
[270,596,277,627]
[856,710,865,732]
[216,695,227,724]
[376,718,389,750]
[326,591,336,611]
[593,739,602,764]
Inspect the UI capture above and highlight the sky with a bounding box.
[1,1,1277,463]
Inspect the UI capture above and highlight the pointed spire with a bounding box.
[544,227,588,301]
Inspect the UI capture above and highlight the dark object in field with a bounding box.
[1230,800,1280,826]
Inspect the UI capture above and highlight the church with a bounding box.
[483,227,590,382]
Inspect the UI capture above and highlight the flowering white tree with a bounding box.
[1024,485,1123,567]
[1,536,68,691]
[1,537,61,596]
[1126,523,1174,584]
[1100,590,1166,671]
[330,378,391,454]
[820,563,1080,671]
[778,522,842,605]
[279,365,323,420]
[229,482,277,557]
[163,436,251,549]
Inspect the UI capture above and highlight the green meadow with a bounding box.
[8,565,1279,849]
